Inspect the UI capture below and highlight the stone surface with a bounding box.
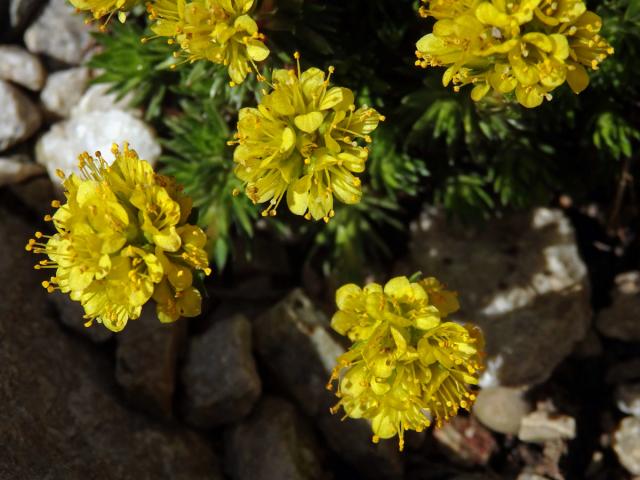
[255,289,404,479]
[71,83,137,117]
[24,0,93,65]
[10,0,46,33]
[7,174,57,217]
[473,386,531,435]
[406,207,591,387]
[116,307,186,419]
[613,416,640,475]
[433,416,497,466]
[225,396,327,480]
[518,410,576,443]
[50,291,113,343]
[0,80,42,152]
[180,314,261,428]
[40,67,90,117]
[0,45,46,90]
[596,271,640,342]
[0,153,43,186]
[0,204,222,480]
[36,109,161,180]
[616,383,640,418]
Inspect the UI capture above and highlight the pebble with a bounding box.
[597,271,640,342]
[116,307,187,419]
[518,410,576,443]
[433,416,497,466]
[225,396,327,480]
[40,67,90,117]
[473,386,531,435]
[36,109,161,179]
[24,0,93,65]
[0,153,43,186]
[180,315,261,428]
[254,289,404,479]
[613,416,640,475]
[0,79,42,152]
[0,44,46,90]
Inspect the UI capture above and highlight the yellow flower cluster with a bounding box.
[147,0,270,84]
[230,53,385,222]
[69,0,138,23]
[415,0,614,107]
[327,276,484,451]
[26,143,211,332]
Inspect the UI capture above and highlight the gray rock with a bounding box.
[255,289,404,479]
[225,396,327,480]
[0,80,42,151]
[10,0,46,32]
[50,291,113,343]
[432,416,497,466]
[181,314,261,428]
[40,67,90,117]
[615,383,640,418]
[0,153,43,186]
[406,207,591,387]
[473,386,531,435]
[518,410,576,443]
[0,45,46,90]
[613,416,640,475]
[71,83,138,117]
[36,109,161,180]
[24,0,93,65]
[116,307,186,419]
[7,174,57,217]
[596,271,640,342]
[0,205,222,480]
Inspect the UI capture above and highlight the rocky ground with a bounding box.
[2,1,640,479]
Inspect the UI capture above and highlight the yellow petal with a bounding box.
[566,63,589,93]
[294,111,324,133]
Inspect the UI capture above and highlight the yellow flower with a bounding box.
[26,143,211,332]
[147,0,269,84]
[415,0,613,107]
[69,0,138,22]
[327,276,484,451]
[231,53,384,221]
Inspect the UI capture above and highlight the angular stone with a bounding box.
[40,67,90,117]
[433,416,497,466]
[36,109,160,180]
[116,307,186,419]
[225,396,327,480]
[473,386,531,435]
[615,383,640,418]
[596,271,640,342]
[180,314,261,428]
[49,291,113,343]
[0,80,42,151]
[24,0,93,65]
[407,207,591,387]
[518,410,576,443]
[0,153,43,186]
[0,204,222,480]
[255,289,404,479]
[0,45,46,90]
[613,416,640,475]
